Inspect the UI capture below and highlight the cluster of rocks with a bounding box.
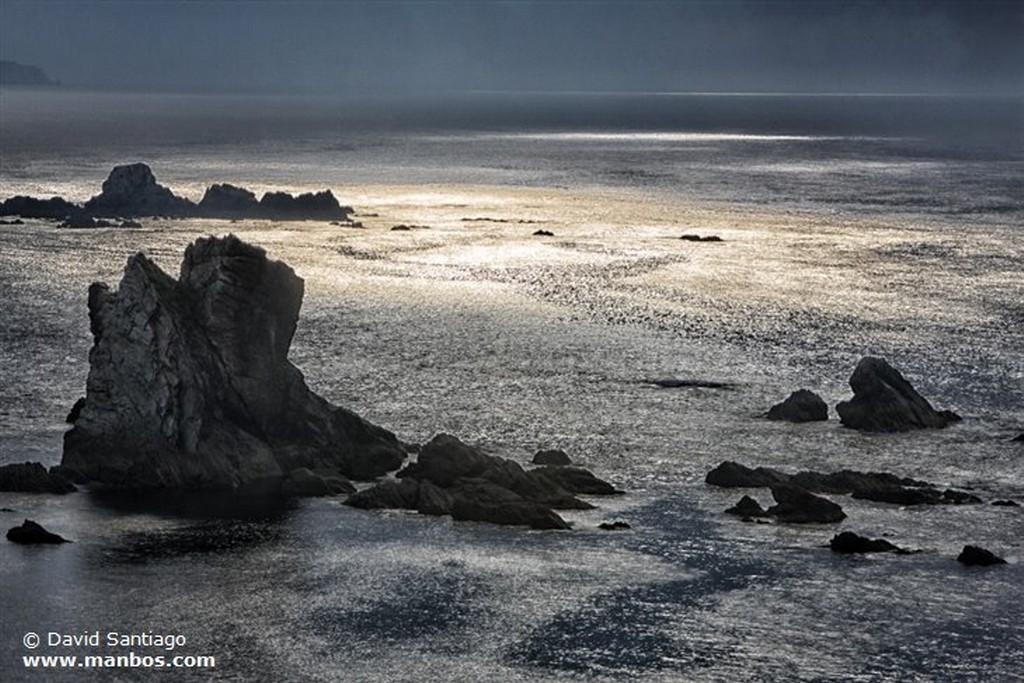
[0,163,352,224]
[708,460,1011,565]
[345,434,621,530]
[4,235,625,537]
[766,357,961,431]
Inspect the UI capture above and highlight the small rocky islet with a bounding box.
[0,162,353,224]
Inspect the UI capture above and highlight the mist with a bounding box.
[0,1,1021,95]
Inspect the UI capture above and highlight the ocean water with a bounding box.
[0,90,1022,681]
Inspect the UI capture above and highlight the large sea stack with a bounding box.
[835,357,961,432]
[61,235,406,489]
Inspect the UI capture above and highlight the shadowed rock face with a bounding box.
[835,357,960,432]
[61,235,406,489]
[83,163,195,217]
[767,389,828,422]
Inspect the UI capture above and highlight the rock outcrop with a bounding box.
[83,163,196,218]
[61,235,406,490]
[6,519,69,544]
[346,433,621,530]
[705,461,788,488]
[766,483,846,523]
[0,462,77,494]
[835,357,960,432]
[1,164,352,223]
[829,532,905,554]
[532,449,572,466]
[724,495,769,519]
[956,545,1006,566]
[766,389,828,422]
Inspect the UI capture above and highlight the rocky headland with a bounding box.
[0,163,352,223]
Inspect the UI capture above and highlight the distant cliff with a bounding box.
[0,60,57,85]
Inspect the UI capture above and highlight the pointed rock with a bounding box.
[835,357,960,432]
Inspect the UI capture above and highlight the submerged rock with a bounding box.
[598,520,631,531]
[835,357,961,432]
[957,545,1007,566]
[829,532,903,554]
[766,389,828,422]
[0,462,76,494]
[61,235,406,490]
[6,519,70,544]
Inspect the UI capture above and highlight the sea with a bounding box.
[0,89,1022,681]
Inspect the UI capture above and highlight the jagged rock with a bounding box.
[835,357,961,432]
[532,449,572,466]
[598,521,631,531]
[957,545,1006,566]
[767,484,846,523]
[6,519,69,544]
[258,190,350,221]
[706,461,788,488]
[790,469,930,495]
[198,184,260,218]
[281,468,355,497]
[766,389,828,422]
[61,235,406,489]
[66,398,86,423]
[0,195,78,219]
[725,495,769,519]
[345,479,421,510]
[829,532,903,554]
[83,163,196,217]
[0,462,77,494]
[532,466,621,496]
[482,461,593,509]
[532,229,555,236]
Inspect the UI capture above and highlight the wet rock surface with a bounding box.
[61,235,406,489]
[829,531,905,554]
[766,483,846,524]
[956,545,1007,566]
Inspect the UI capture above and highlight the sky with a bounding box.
[0,0,1021,95]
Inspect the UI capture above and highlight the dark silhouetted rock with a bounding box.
[532,229,555,236]
[61,235,406,490]
[258,190,351,221]
[767,389,828,422]
[281,468,355,497]
[416,480,454,516]
[680,234,723,242]
[198,184,260,218]
[942,489,982,505]
[706,461,788,488]
[345,479,421,510]
[413,434,494,487]
[829,532,902,554]
[835,357,961,432]
[957,545,1006,566]
[66,397,86,424]
[0,195,78,219]
[0,218,25,225]
[531,449,572,466]
[83,163,196,218]
[767,484,846,523]
[483,461,593,510]
[533,466,621,496]
[992,499,1020,507]
[59,212,116,229]
[790,469,930,495]
[598,521,631,531]
[1013,434,1024,442]
[0,462,76,494]
[725,495,769,519]
[449,479,570,530]
[0,60,57,85]
[6,519,69,544]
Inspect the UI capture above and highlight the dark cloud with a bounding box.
[1,0,1020,94]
